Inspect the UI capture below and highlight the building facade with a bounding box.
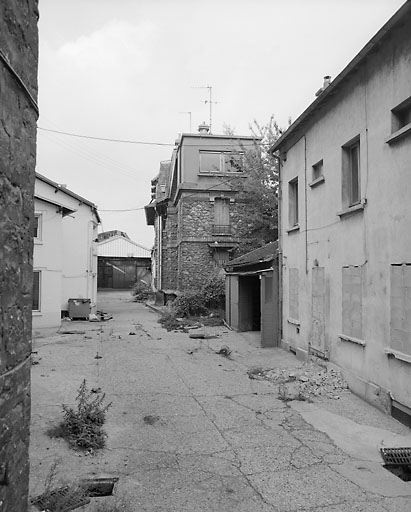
[272,1,411,416]
[97,231,151,289]
[33,173,100,328]
[145,126,258,297]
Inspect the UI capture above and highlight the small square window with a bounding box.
[342,138,360,208]
[312,160,323,181]
[289,177,299,227]
[392,97,411,132]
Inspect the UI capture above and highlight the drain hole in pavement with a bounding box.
[81,476,119,497]
[383,464,411,481]
[144,415,160,425]
[31,486,90,511]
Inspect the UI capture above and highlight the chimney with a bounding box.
[315,75,332,97]
[198,122,210,134]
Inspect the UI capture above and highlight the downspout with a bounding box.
[273,153,283,346]
[304,135,308,275]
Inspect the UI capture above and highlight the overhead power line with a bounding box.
[38,126,267,147]
[38,127,174,146]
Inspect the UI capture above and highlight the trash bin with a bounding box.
[68,298,91,319]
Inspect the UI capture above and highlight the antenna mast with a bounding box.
[191,84,218,133]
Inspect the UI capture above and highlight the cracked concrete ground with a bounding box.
[29,291,411,511]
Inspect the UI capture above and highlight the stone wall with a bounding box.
[0,1,39,511]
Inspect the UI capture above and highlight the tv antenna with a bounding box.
[191,85,219,133]
[178,111,192,132]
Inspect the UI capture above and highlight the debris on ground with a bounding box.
[94,352,102,360]
[216,345,232,357]
[189,332,206,339]
[247,362,349,401]
[96,311,113,322]
[60,330,86,335]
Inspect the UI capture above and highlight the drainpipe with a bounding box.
[304,135,308,275]
[273,153,283,346]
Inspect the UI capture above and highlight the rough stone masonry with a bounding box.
[0,1,39,511]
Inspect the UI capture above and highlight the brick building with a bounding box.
[145,125,258,299]
[0,1,39,510]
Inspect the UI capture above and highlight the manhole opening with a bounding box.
[81,477,119,497]
[31,486,90,511]
[383,464,411,482]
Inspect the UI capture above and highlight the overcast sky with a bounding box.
[36,0,405,248]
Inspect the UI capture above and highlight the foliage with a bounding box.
[158,310,187,331]
[49,379,112,451]
[227,115,282,255]
[132,281,153,302]
[200,272,225,309]
[172,291,208,318]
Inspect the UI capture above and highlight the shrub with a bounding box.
[172,291,208,318]
[49,380,112,451]
[201,272,225,309]
[132,281,153,302]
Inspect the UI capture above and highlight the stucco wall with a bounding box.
[33,198,63,329]
[62,204,98,312]
[280,18,411,411]
[0,1,38,510]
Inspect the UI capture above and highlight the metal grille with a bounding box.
[31,486,90,511]
[380,447,411,465]
[212,224,231,235]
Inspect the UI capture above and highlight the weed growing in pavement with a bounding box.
[47,379,112,451]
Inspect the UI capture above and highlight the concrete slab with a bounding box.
[29,291,411,511]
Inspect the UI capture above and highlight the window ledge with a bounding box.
[338,334,366,347]
[198,172,244,177]
[337,200,366,219]
[384,348,411,364]
[309,175,325,188]
[287,318,300,326]
[287,224,300,234]
[385,123,411,145]
[34,240,43,245]
[32,312,42,316]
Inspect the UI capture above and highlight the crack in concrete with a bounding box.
[162,353,285,510]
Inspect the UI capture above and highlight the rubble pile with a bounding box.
[248,362,349,401]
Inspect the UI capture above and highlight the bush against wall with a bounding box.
[172,272,225,317]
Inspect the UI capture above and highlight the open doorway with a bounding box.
[238,275,261,331]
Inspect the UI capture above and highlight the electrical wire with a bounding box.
[38,126,270,147]
[38,126,174,146]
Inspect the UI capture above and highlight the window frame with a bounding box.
[341,136,361,210]
[199,150,244,174]
[33,213,42,241]
[386,96,411,145]
[32,270,41,311]
[288,177,299,229]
